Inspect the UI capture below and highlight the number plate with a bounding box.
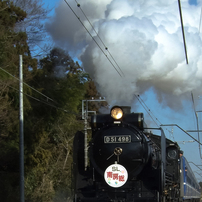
[104,136,131,143]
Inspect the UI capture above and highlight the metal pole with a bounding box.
[19,55,24,202]
[160,124,202,145]
[81,99,106,170]
[188,162,202,171]
[84,100,88,170]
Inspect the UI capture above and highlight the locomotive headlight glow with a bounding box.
[111,107,123,120]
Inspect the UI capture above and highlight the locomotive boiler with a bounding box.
[73,106,201,202]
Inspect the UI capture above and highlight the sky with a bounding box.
[43,0,202,181]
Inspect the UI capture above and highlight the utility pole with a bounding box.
[19,55,24,202]
[191,92,202,159]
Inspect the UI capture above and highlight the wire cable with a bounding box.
[135,94,175,141]
[0,80,79,116]
[138,95,162,126]
[74,0,125,77]
[0,66,56,103]
[63,0,124,78]
[178,0,189,64]
[135,94,159,127]
[161,124,202,146]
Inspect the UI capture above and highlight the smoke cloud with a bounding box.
[46,0,202,108]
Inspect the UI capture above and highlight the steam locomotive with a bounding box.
[73,106,201,202]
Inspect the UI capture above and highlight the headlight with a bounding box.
[167,149,177,159]
[111,106,123,120]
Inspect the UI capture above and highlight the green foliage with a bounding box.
[84,79,108,112]
[13,0,52,57]
[0,2,102,202]
[0,1,37,79]
[22,47,89,201]
[0,1,26,28]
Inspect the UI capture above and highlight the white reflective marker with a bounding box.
[104,164,128,188]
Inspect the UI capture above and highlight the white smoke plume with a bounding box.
[46,0,202,108]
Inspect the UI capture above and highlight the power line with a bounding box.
[67,0,189,70]
[0,80,79,115]
[135,94,175,141]
[138,95,162,126]
[0,66,56,103]
[63,0,124,78]
[161,124,202,146]
[135,94,159,127]
[178,0,189,64]
[74,0,125,77]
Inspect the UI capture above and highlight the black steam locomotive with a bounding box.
[73,106,201,202]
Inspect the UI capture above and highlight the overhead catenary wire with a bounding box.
[74,0,125,77]
[178,0,189,64]
[161,124,202,146]
[137,95,162,126]
[67,0,189,73]
[135,94,160,127]
[135,94,175,141]
[63,0,124,78]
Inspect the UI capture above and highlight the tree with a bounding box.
[12,0,53,57]
[0,1,37,201]
[0,2,103,200]
[0,0,37,77]
[84,79,108,113]
[24,47,89,201]
[0,0,37,138]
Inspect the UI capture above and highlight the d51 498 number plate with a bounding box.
[104,136,131,143]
